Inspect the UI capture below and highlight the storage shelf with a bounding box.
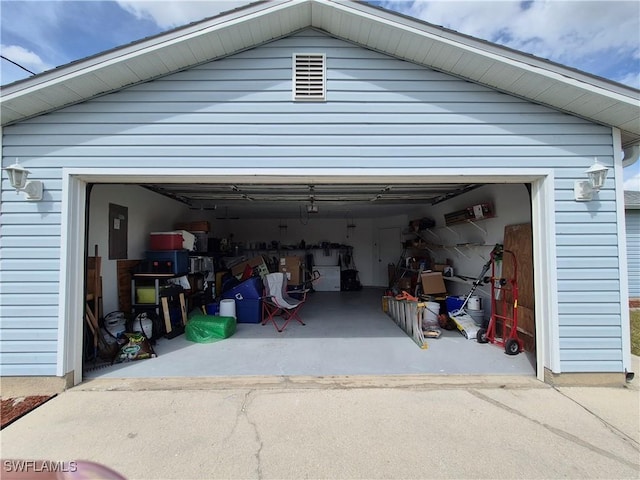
[132,272,188,278]
[445,215,495,229]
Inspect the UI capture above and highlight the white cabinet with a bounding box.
[313,266,341,291]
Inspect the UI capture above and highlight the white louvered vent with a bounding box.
[293,53,326,101]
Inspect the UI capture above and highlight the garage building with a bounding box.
[1,0,638,390]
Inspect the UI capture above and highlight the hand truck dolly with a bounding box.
[476,246,523,355]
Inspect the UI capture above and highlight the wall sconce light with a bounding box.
[574,158,609,202]
[3,159,43,201]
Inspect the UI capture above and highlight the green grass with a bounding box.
[631,309,640,357]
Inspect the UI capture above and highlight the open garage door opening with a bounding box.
[79,175,539,380]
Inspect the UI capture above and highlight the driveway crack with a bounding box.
[239,390,263,480]
[552,386,640,450]
[469,389,639,470]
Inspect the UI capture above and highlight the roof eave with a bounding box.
[1,0,639,147]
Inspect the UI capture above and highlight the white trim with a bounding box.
[61,166,553,383]
[56,173,70,376]
[531,173,560,376]
[613,128,632,375]
[58,170,87,384]
[65,167,546,183]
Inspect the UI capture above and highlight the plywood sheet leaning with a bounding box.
[501,223,535,352]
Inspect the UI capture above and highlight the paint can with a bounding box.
[205,302,220,315]
[467,296,482,310]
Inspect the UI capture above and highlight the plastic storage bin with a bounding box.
[136,287,156,304]
[149,232,183,250]
[149,230,195,251]
[205,302,220,315]
[234,298,262,323]
[222,276,263,300]
[145,250,189,275]
[222,277,264,323]
[445,296,465,313]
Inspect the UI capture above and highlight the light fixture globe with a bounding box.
[4,160,30,190]
[2,159,43,201]
[584,158,608,191]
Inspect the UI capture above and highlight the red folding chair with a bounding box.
[262,272,307,332]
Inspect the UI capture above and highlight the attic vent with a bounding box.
[293,53,326,101]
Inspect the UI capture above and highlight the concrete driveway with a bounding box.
[1,371,639,480]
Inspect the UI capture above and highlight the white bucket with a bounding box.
[467,296,482,310]
[424,301,440,327]
[220,299,236,319]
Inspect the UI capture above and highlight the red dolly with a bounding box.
[477,246,523,355]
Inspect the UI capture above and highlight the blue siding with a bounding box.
[0,29,624,376]
[626,211,640,298]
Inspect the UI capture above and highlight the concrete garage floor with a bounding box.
[85,288,537,379]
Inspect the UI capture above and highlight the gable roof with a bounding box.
[1,0,639,147]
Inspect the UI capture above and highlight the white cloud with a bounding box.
[380,1,640,85]
[624,163,640,191]
[623,173,640,191]
[116,1,252,29]
[0,44,52,84]
[0,2,65,62]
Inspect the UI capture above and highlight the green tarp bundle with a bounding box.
[185,315,236,343]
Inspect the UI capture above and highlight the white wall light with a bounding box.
[574,158,609,202]
[2,159,43,201]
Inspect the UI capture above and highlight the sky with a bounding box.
[0,0,639,189]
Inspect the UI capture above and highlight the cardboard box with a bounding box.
[421,272,447,295]
[279,256,302,285]
[231,256,269,278]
